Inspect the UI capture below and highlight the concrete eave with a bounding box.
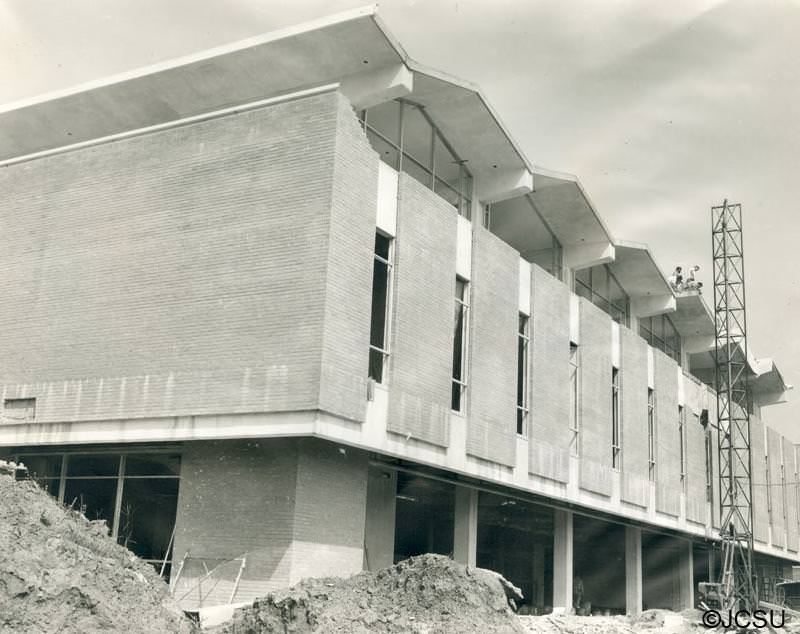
[608,240,675,318]
[671,292,715,338]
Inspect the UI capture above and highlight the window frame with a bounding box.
[647,388,657,481]
[573,264,630,326]
[569,343,580,457]
[678,405,686,491]
[516,314,530,437]
[611,367,621,470]
[451,276,470,413]
[368,231,395,384]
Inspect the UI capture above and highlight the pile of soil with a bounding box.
[0,463,195,633]
[219,554,525,633]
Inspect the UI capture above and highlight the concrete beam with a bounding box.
[625,526,643,616]
[552,509,574,613]
[564,241,615,270]
[340,63,413,110]
[453,486,478,567]
[476,168,533,205]
[630,294,676,319]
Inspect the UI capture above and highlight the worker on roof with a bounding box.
[669,266,684,292]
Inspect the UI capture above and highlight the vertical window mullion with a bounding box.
[612,367,620,470]
[517,314,530,436]
[451,277,470,412]
[111,455,126,540]
[569,343,580,456]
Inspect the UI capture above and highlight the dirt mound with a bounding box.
[219,554,525,633]
[0,464,195,633]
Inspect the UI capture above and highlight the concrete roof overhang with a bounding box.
[671,292,715,338]
[607,240,674,318]
[0,4,611,253]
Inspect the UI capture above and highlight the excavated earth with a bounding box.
[0,463,195,634]
[218,554,525,634]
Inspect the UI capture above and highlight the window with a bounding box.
[679,406,686,490]
[573,264,629,325]
[781,441,788,530]
[611,367,621,469]
[639,314,681,363]
[3,397,36,421]
[15,451,180,578]
[569,343,579,456]
[647,388,656,481]
[766,452,773,524]
[517,314,530,436]
[368,232,394,383]
[704,426,714,503]
[361,100,473,218]
[451,277,470,412]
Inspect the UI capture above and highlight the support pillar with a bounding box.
[678,540,694,610]
[625,526,643,616]
[363,467,397,571]
[453,486,478,567]
[533,542,545,611]
[553,509,574,613]
[708,548,715,583]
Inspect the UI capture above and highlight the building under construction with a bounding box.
[0,7,794,615]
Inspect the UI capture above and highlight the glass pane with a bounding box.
[125,454,181,477]
[607,272,627,306]
[592,265,609,298]
[375,233,391,261]
[366,129,400,170]
[455,279,467,302]
[402,104,433,169]
[67,454,120,477]
[64,478,117,531]
[370,258,389,349]
[402,155,433,191]
[365,101,401,146]
[433,135,460,189]
[575,267,591,288]
[452,305,465,382]
[17,454,62,480]
[118,478,179,561]
[517,337,525,407]
[368,348,384,383]
[433,177,460,208]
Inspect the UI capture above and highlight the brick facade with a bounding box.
[0,90,376,426]
[466,225,518,467]
[752,417,770,543]
[654,350,681,517]
[620,326,649,507]
[386,174,458,447]
[768,426,785,548]
[528,265,571,482]
[577,298,612,496]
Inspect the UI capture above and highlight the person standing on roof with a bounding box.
[685,265,701,290]
[669,266,684,292]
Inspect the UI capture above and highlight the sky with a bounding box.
[1,0,799,437]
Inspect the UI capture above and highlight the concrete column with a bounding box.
[625,526,643,616]
[707,549,715,583]
[678,540,694,610]
[533,542,546,611]
[553,509,574,613]
[363,467,397,571]
[453,486,478,567]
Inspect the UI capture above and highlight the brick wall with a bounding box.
[528,265,570,482]
[577,298,612,496]
[0,90,376,425]
[782,437,798,552]
[709,396,722,530]
[767,427,785,548]
[654,350,680,517]
[466,225,518,467]
[752,417,769,543]
[386,174,458,447]
[684,376,708,524]
[172,437,368,608]
[620,327,649,507]
[318,96,379,422]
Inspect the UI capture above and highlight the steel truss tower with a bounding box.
[711,200,757,611]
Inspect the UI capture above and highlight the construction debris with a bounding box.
[216,554,525,633]
[0,461,195,634]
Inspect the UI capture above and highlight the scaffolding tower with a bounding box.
[711,200,758,611]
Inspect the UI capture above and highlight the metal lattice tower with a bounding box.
[711,200,757,611]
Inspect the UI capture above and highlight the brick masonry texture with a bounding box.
[709,400,722,529]
[685,388,709,524]
[782,437,798,552]
[654,349,681,516]
[768,426,785,548]
[318,95,379,422]
[528,265,571,482]
[0,90,375,425]
[466,225,518,467]
[577,298,612,497]
[752,417,770,543]
[172,437,368,607]
[386,173,458,447]
[620,326,649,506]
